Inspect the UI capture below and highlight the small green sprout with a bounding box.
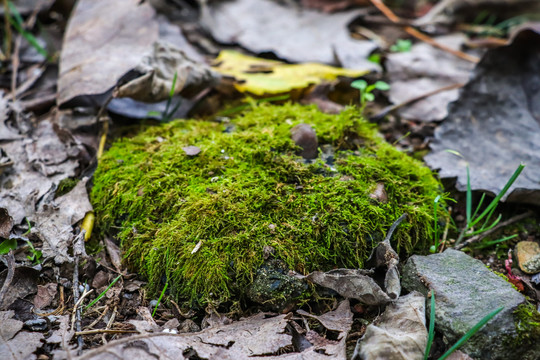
[147,71,182,122]
[390,39,412,52]
[446,150,525,247]
[85,274,122,310]
[350,79,390,110]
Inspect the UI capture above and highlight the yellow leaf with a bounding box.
[212,50,370,95]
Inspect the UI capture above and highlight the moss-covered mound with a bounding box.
[91,103,443,305]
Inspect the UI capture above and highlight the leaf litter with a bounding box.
[1,0,540,359]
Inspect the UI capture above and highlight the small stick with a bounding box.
[76,329,139,336]
[455,210,534,250]
[0,251,15,308]
[384,213,408,243]
[85,305,109,330]
[370,83,465,121]
[72,255,84,355]
[368,0,479,63]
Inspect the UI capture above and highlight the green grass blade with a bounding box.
[438,306,504,360]
[85,274,122,310]
[152,282,169,318]
[469,214,502,236]
[7,2,48,58]
[466,166,472,226]
[424,292,436,360]
[469,164,525,228]
[474,234,517,249]
[470,193,485,220]
[433,196,441,250]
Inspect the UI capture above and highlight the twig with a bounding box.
[368,0,479,63]
[0,251,15,309]
[384,213,407,243]
[72,255,84,355]
[370,83,465,121]
[85,305,109,330]
[75,329,139,336]
[102,306,118,344]
[3,0,12,59]
[455,210,534,250]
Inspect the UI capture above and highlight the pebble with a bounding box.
[515,241,540,274]
[291,123,318,159]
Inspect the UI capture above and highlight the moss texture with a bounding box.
[514,303,540,345]
[91,103,443,305]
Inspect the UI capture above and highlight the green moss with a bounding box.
[91,103,444,305]
[514,303,540,345]
[56,177,79,198]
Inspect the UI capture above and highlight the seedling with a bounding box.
[85,274,122,310]
[390,39,412,52]
[147,71,182,122]
[152,282,168,318]
[438,306,504,360]
[430,196,442,254]
[424,291,504,359]
[350,79,390,111]
[424,291,436,360]
[0,219,42,263]
[445,150,525,247]
[5,1,49,60]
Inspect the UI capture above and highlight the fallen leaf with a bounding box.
[307,269,392,305]
[33,283,57,309]
[213,50,368,95]
[425,26,540,205]
[201,0,378,71]
[353,291,427,360]
[0,208,13,238]
[0,311,44,360]
[58,0,158,107]
[33,178,93,263]
[386,34,475,122]
[78,313,291,359]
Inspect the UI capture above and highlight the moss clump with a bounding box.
[514,303,540,345]
[91,103,443,305]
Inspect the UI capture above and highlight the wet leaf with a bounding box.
[425,27,540,205]
[201,0,378,71]
[213,50,368,96]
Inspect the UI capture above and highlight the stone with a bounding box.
[402,249,539,360]
[246,259,307,312]
[290,123,318,159]
[515,241,540,274]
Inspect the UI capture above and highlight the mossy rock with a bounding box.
[91,103,443,305]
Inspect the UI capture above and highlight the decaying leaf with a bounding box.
[58,0,159,107]
[213,50,368,96]
[0,208,13,239]
[0,265,39,310]
[353,291,427,360]
[386,34,475,122]
[307,269,392,305]
[425,26,540,205]
[201,0,379,71]
[297,300,353,358]
[33,283,57,309]
[0,311,44,360]
[33,178,93,263]
[114,42,220,102]
[76,313,291,360]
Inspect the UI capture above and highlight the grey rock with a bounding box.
[246,259,307,312]
[402,249,538,360]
